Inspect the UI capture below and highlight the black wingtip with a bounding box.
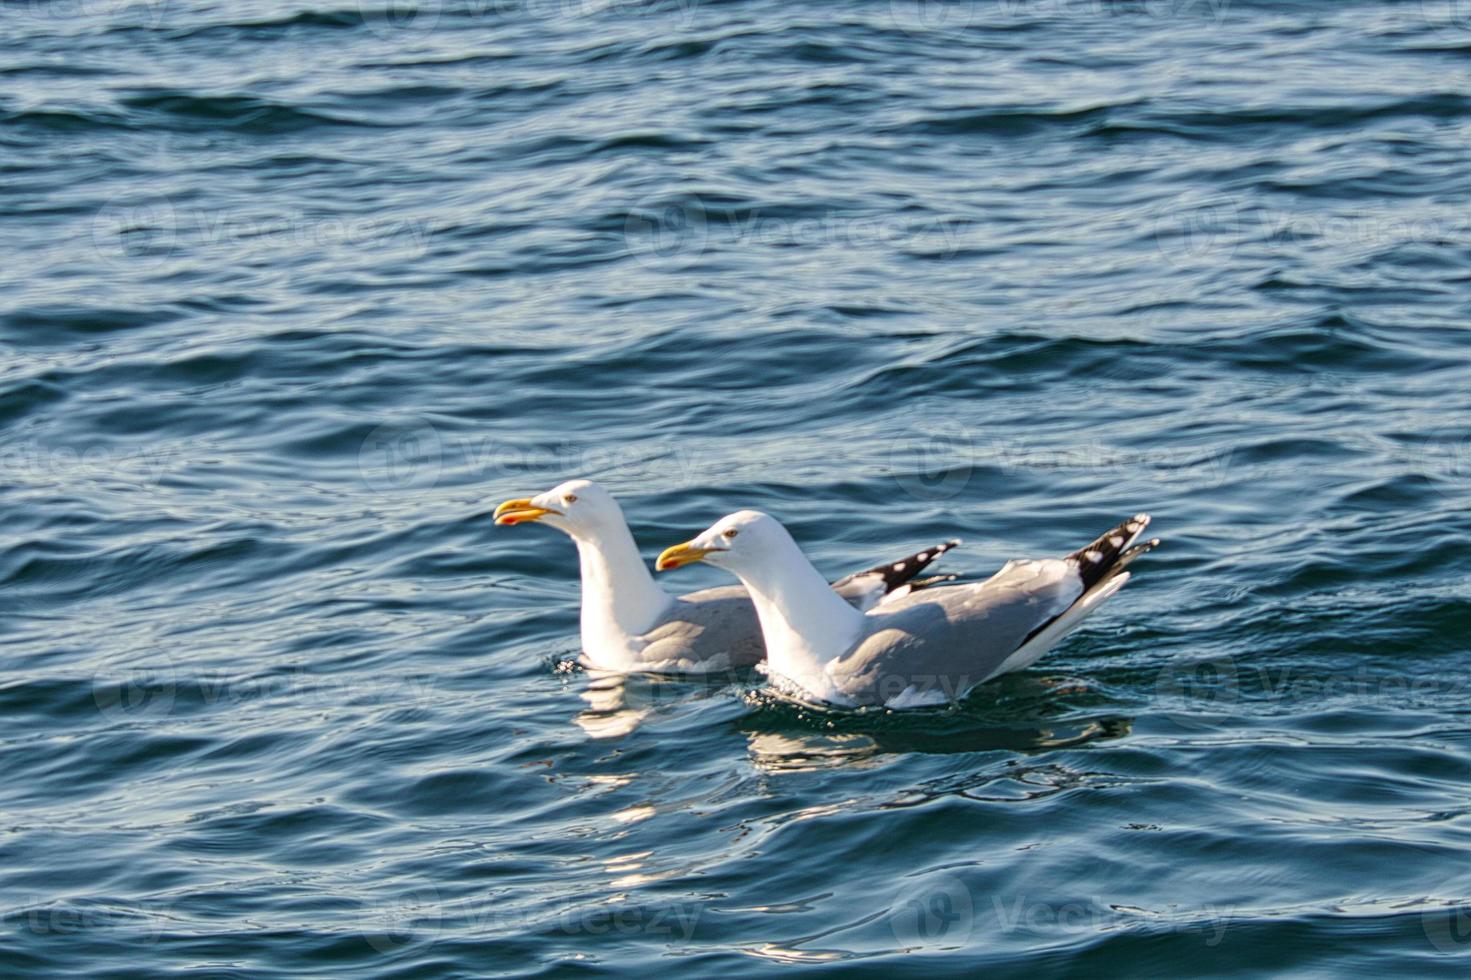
[845,538,962,596]
[1068,515,1157,591]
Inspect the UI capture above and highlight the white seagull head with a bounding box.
[493,478,624,539]
[655,509,786,574]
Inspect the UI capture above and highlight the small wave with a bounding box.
[118,92,389,133]
[0,107,132,133]
[1090,93,1471,142]
[891,101,1132,138]
[164,9,362,41]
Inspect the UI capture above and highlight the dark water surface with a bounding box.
[4,0,1471,975]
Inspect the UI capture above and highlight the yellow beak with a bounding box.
[493,497,558,526]
[655,540,713,572]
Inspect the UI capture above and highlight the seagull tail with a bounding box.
[1014,517,1162,651]
[1103,537,1162,583]
[1067,514,1160,592]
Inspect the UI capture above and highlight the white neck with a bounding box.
[728,531,865,697]
[573,519,672,664]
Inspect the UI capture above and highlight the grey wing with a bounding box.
[652,538,963,670]
[832,539,963,612]
[639,585,765,672]
[826,559,1084,706]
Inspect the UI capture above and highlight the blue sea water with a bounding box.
[4,0,1471,975]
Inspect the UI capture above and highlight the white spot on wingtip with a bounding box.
[1109,535,1124,547]
[893,562,906,571]
[917,552,929,562]
[1085,550,1103,562]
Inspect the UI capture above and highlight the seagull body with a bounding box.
[656,511,1160,707]
[493,480,959,674]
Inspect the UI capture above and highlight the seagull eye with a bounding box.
[563,494,578,505]
[722,528,739,539]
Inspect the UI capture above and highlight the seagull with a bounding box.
[655,510,1160,708]
[492,479,960,673]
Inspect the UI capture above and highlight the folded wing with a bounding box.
[831,538,962,611]
[824,516,1159,706]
